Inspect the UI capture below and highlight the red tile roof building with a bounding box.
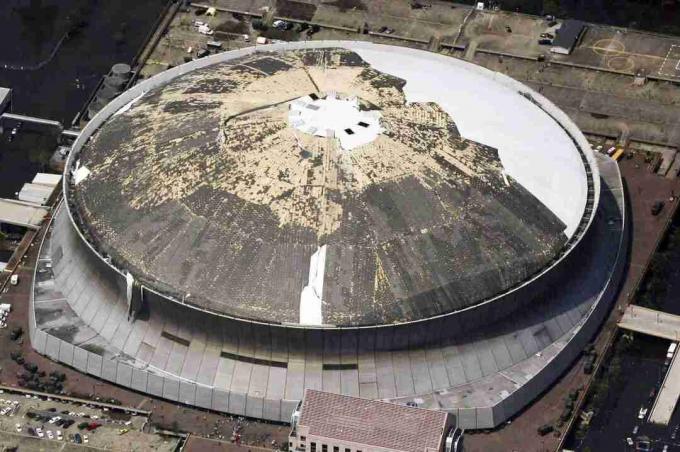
[289,389,457,452]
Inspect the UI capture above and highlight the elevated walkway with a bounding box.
[0,199,49,229]
[618,305,680,341]
[1,112,61,129]
[619,305,680,425]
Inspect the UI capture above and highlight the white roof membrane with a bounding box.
[353,46,588,237]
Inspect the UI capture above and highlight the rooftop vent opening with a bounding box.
[344,128,354,135]
[309,93,319,100]
[357,121,369,128]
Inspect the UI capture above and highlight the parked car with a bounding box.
[638,407,648,420]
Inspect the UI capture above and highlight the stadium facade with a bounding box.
[29,41,627,429]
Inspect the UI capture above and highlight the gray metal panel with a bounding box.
[101,357,117,383]
[212,388,229,412]
[357,352,378,399]
[304,359,323,392]
[147,373,164,397]
[425,348,450,390]
[340,369,360,397]
[281,399,299,423]
[285,360,305,400]
[131,368,148,392]
[458,408,477,430]
[266,366,286,406]
[73,347,89,372]
[181,330,207,381]
[248,363,269,400]
[246,395,264,419]
[46,335,60,360]
[409,349,433,395]
[263,397,281,422]
[475,341,500,376]
[230,361,253,395]
[116,363,133,387]
[196,344,220,386]
[322,369,341,394]
[442,345,467,387]
[195,385,213,409]
[34,329,48,354]
[58,341,75,367]
[163,377,180,401]
[229,391,246,415]
[392,351,415,397]
[476,407,494,429]
[486,336,513,371]
[213,356,236,390]
[375,352,396,399]
[270,326,289,362]
[87,353,103,377]
[459,343,483,381]
[165,342,189,376]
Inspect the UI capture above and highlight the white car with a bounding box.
[49,416,61,424]
[197,24,214,35]
[57,430,63,440]
[15,423,21,432]
[638,407,648,420]
[36,428,44,438]
[83,434,89,443]
[10,274,19,285]
[47,430,54,439]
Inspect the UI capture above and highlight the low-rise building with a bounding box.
[551,19,586,55]
[289,389,462,452]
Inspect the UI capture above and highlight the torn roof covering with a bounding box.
[289,93,382,150]
[70,46,589,326]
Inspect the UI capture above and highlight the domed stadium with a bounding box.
[30,42,626,429]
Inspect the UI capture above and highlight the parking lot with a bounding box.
[0,389,178,450]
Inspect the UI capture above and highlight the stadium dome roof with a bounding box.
[68,42,592,326]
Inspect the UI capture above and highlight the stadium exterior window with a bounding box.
[301,436,306,441]
[322,445,328,452]
[311,443,317,452]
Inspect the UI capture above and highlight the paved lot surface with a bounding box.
[569,27,680,78]
[0,388,177,451]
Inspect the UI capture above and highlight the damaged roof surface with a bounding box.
[71,46,587,326]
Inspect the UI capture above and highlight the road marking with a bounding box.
[658,44,680,77]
